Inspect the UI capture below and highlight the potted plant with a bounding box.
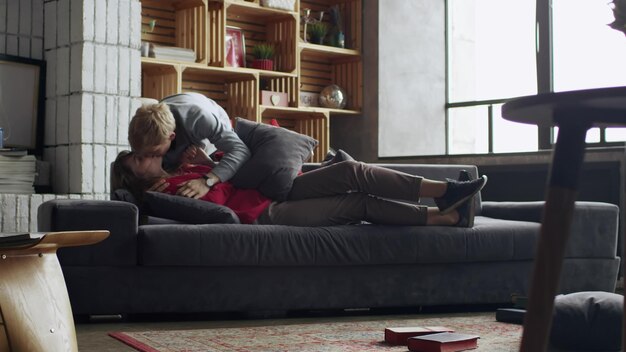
[250,43,275,70]
[307,21,329,45]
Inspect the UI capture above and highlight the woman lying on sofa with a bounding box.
[111,149,487,228]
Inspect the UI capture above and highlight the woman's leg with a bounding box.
[258,193,458,227]
[288,161,426,202]
[289,161,487,215]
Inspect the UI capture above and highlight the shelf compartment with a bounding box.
[141,0,207,64]
[226,0,297,15]
[300,0,361,51]
[299,50,362,113]
[261,107,329,163]
[181,66,258,121]
[299,42,360,59]
[260,75,299,107]
[208,1,298,73]
[142,60,181,100]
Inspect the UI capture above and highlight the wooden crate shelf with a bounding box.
[140,0,362,158]
[181,66,258,121]
[142,60,181,100]
[260,75,299,107]
[141,0,208,64]
[261,107,328,163]
[207,0,298,73]
[299,50,362,113]
[300,0,361,51]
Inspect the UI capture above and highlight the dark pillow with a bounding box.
[111,188,139,206]
[320,148,355,167]
[231,117,319,201]
[550,291,623,351]
[143,191,241,224]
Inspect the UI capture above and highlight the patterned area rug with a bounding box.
[109,312,521,352]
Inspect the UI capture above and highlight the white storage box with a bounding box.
[261,0,295,11]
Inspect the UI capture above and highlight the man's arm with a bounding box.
[167,93,251,183]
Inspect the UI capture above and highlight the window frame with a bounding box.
[445,0,625,154]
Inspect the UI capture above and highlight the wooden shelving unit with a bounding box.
[140,0,363,162]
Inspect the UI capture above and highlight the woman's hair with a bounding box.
[111,150,161,202]
[128,103,176,152]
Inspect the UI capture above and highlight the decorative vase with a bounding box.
[319,84,347,109]
[311,35,325,45]
[336,31,345,48]
[251,59,274,71]
[140,41,150,57]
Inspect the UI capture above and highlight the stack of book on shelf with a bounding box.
[0,149,36,194]
[149,44,196,62]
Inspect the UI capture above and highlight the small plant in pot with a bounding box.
[251,43,275,71]
[307,21,329,45]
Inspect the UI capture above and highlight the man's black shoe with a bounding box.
[454,192,476,227]
[458,169,472,182]
[435,175,487,214]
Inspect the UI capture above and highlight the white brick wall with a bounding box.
[44,1,56,50]
[106,0,118,45]
[0,0,140,231]
[0,193,109,233]
[56,95,69,145]
[43,0,138,194]
[0,0,44,57]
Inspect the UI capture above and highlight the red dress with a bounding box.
[162,164,271,224]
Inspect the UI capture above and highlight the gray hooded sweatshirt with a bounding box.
[160,92,250,182]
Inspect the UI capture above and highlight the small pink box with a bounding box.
[261,90,288,107]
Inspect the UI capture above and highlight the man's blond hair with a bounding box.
[128,103,176,152]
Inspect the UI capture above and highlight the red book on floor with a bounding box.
[407,332,479,352]
[384,326,455,346]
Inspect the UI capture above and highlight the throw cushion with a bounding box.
[550,291,623,351]
[143,191,241,224]
[231,117,318,201]
[111,188,139,206]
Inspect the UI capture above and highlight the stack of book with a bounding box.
[385,326,479,352]
[0,149,36,194]
[149,45,196,62]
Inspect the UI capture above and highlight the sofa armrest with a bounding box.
[482,201,620,258]
[38,199,139,266]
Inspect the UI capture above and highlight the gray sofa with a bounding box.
[37,164,621,316]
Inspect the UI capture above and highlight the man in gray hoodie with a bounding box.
[128,93,250,199]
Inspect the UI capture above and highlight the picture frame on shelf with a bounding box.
[226,26,246,68]
[0,54,46,155]
[300,92,320,107]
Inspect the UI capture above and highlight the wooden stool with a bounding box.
[0,231,109,352]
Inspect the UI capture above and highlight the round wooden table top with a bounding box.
[502,86,626,127]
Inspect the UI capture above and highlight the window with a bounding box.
[446,0,626,154]
[553,0,626,92]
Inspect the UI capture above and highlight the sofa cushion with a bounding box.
[143,191,241,224]
[231,117,318,201]
[138,216,544,266]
